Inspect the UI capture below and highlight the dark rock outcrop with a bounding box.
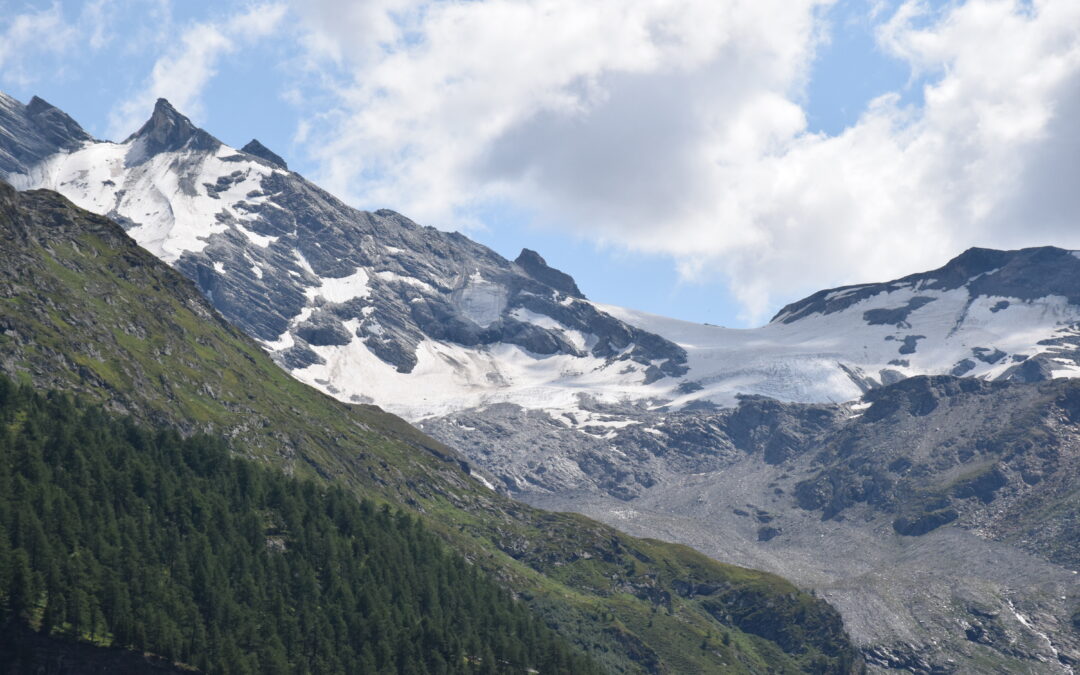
[515,248,583,298]
[124,98,220,163]
[773,246,1080,324]
[241,138,287,169]
[0,92,91,174]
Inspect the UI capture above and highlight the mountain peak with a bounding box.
[26,96,55,115]
[24,95,92,148]
[241,138,287,169]
[771,245,1080,324]
[0,93,91,174]
[125,98,219,161]
[515,248,584,298]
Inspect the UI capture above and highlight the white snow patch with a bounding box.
[510,308,591,352]
[374,271,436,293]
[471,472,497,491]
[294,250,316,276]
[11,139,275,262]
[317,267,371,302]
[236,223,277,248]
[263,330,295,351]
[290,307,313,326]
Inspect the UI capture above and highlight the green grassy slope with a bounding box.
[0,182,863,673]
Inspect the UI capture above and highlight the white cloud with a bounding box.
[108,3,288,139]
[290,0,1080,323]
[0,1,129,86]
[0,4,80,85]
[291,0,829,237]
[707,0,1080,321]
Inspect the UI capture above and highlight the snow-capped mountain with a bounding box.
[4,92,1080,672]
[4,92,1080,423]
[2,94,691,420]
[605,245,1080,405]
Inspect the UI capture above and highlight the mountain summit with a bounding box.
[773,245,1080,324]
[0,92,90,174]
[4,93,1080,416]
[2,94,690,418]
[241,138,287,169]
[125,98,220,162]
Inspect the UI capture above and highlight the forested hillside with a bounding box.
[0,377,599,674]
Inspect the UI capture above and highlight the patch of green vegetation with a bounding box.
[0,377,601,673]
[0,184,864,673]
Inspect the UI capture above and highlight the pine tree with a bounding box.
[8,548,34,618]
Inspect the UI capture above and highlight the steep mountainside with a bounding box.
[3,96,688,422]
[5,93,1080,427]
[4,91,1080,673]
[0,181,862,673]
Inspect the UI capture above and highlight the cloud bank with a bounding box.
[290,0,1080,322]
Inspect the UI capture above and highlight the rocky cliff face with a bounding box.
[0,93,91,174]
[7,96,1080,423]
[423,376,1080,673]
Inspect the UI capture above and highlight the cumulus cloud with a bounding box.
[108,3,287,139]
[291,1,826,235]
[286,0,1080,323]
[707,0,1080,319]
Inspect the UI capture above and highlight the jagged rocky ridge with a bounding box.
[0,93,90,174]
[4,92,1080,673]
[1,95,688,421]
[5,93,1080,425]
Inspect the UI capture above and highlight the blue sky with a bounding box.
[3,0,1078,326]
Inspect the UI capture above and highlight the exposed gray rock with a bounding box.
[295,312,353,346]
[422,375,1080,672]
[863,296,937,326]
[0,93,91,174]
[514,248,583,298]
[241,138,287,170]
[951,358,976,376]
[972,347,1007,364]
[124,98,219,163]
[899,335,925,355]
[774,246,1080,324]
[165,158,688,378]
[1002,354,1056,382]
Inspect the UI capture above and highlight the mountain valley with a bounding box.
[0,158,860,672]
[1,91,1079,673]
